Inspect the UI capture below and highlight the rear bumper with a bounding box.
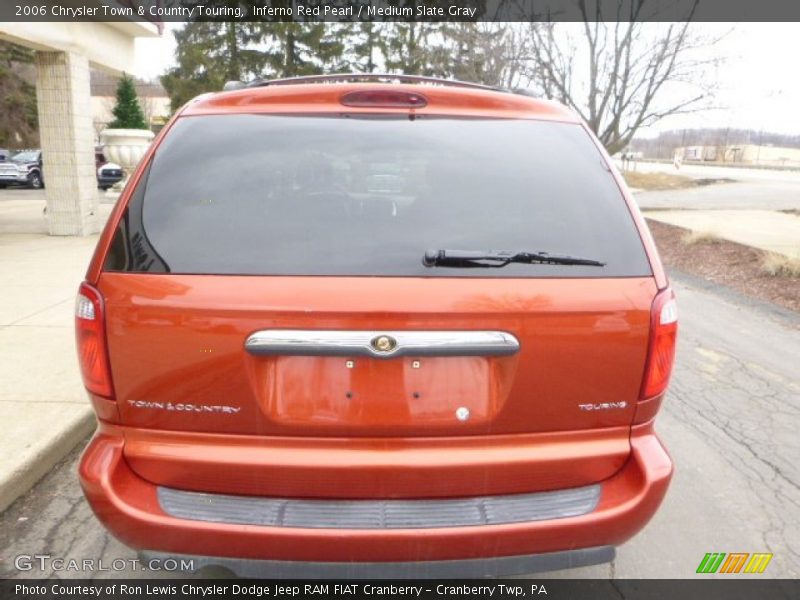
[79,423,672,565]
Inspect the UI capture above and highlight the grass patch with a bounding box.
[682,229,722,246]
[762,253,800,278]
[623,171,695,191]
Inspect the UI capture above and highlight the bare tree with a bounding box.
[521,0,721,154]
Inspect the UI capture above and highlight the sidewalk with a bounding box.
[0,194,111,512]
[643,209,800,259]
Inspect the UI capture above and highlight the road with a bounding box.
[637,181,800,211]
[624,160,800,184]
[624,161,800,211]
[0,272,797,579]
[625,161,800,258]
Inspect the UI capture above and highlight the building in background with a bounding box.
[632,127,800,165]
[673,144,800,168]
[679,145,717,162]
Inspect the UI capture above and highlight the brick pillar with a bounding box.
[35,51,99,236]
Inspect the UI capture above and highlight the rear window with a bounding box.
[106,114,652,277]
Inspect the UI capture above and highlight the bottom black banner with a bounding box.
[2,580,798,600]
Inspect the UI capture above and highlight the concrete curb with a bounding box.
[0,408,95,513]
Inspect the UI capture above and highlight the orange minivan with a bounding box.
[76,74,676,577]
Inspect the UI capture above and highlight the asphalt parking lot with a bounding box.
[0,272,797,579]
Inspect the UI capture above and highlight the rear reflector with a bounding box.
[75,282,114,399]
[640,288,678,400]
[340,90,428,108]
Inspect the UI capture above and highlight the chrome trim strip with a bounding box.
[244,330,519,358]
[157,485,600,530]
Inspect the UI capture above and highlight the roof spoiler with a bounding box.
[222,73,522,95]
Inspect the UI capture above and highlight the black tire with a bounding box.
[28,171,43,189]
[0,184,6,189]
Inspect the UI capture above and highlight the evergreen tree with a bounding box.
[262,23,347,78]
[349,23,380,73]
[437,23,523,87]
[380,23,447,77]
[108,74,148,129]
[0,41,38,147]
[161,22,268,112]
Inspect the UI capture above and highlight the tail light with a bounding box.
[75,282,114,398]
[640,288,678,400]
[340,90,428,108]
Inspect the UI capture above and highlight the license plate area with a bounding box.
[258,355,502,430]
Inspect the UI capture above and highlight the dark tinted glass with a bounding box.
[118,114,651,277]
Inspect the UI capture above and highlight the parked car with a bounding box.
[95,147,124,190]
[76,74,677,577]
[0,149,43,188]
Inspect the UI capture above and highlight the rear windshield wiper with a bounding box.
[423,249,606,268]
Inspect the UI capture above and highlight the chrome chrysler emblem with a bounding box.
[371,335,397,353]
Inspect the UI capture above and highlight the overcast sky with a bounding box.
[134,22,800,137]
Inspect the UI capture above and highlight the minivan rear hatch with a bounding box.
[98,111,656,495]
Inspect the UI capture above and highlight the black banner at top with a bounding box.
[3,0,800,23]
